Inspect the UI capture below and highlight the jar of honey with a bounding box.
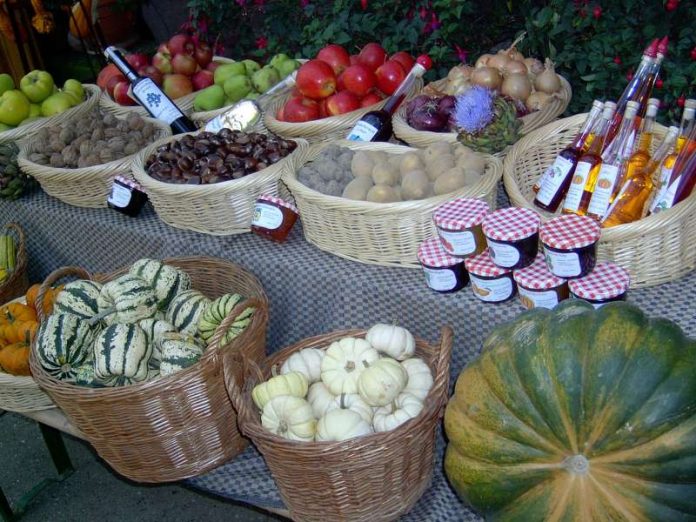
[417,238,469,293]
[482,207,540,270]
[432,198,489,257]
[540,214,600,279]
[568,262,630,308]
[251,194,299,242]
[464,249,516,303]
[513,253,569,309]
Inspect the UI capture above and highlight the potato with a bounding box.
[388,153,403,170]
[401,170,430,200]
[434,168,467,195]
[342,176,374,200]
[392,185,403,202]
[351,151,374,177]
[423,142,452,163]
[425,154,456,181]
[452,143,474,157]
[463,168,484,186]
[457,152,486,174]
[372,162,399,186]
[366,184,400,203]
[399,152,424,176]
[366,151,388,165]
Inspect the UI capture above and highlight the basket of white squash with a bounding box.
[225,321,453,522]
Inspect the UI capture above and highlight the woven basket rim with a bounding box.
[0,223,29,303]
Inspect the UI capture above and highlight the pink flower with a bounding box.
[300,0,309,6]
[254,0,265,5]
[419,6,427,19]
[235,0,246,6]
[360,0,368,10]
[256,36,268,49]
[455,44,469,64]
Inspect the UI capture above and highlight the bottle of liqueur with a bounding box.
[533,101,604,212]
[104,46,197,134]
[619,98,660,192]
[666,126,696,209]
[602,126,678,227]
[561,102,616,215]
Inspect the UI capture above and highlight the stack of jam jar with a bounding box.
[418,198,631,309]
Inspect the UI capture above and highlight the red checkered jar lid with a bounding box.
[482,207,540,241]
[433,198,489,230]
[257,194,298,213]
[115,175,143,191]
[465,249,511,277]
[513,253,566,289]
[540,214,600,250]
[418,238,463,268]
[568,262,630,300]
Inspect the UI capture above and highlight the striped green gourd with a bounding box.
[166,289,211,336]
[53,280,102,320]
[129,258,192,310]
[74,362,106,388]
[215,305,255,346]
[198,293,244,343]
[96,274,158,325]
[94,323,151,384]
[138,317,177,369]
[158,332,205,377]
[35,314,96,382]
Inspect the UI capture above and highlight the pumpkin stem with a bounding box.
[271,364,278,378]
[361,360,370,369]
[278,420,288,435]
[88,307,115,326]
[563,454,589,475]
[340,393,346,409]
[345,361,356,372]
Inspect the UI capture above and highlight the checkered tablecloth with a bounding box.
[2,189,694,521]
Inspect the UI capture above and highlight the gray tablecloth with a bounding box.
[2,191,695,521]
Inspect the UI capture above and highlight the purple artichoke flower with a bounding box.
[454,86,495,134]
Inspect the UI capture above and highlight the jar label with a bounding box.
[562,161,592,212]
[107,182,132,208]
[437,228,477,256]
[132,79,183,125]
[346,121,378,142]
[252,202,283,230]
[587,163,620,218]
[544,248,582,278]
[536,155,575,206]
[487,239,520,268]
[518,286,559,309]
[423,266,457,292]
[470,274,513,302]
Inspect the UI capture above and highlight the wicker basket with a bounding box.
[28,256,269,483]
[17,114,171,208]
[0,84,101,146]
[281,139,503,267]
[131,130,308,235]
[503,114,695,288]
[226,325,453,522]
[0,223,29,304]
[392,75,572,153]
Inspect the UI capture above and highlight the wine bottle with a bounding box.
[104,46,197,134]
[616,98,659,195]
[346,55,432,142]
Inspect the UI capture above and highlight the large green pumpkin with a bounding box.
[444,300,696,521]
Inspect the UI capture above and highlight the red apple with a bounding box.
[375,59,406,95]
[318,98,329,118]
[390,51,415,73]
[360,91,383,108]
[138,65,163,86]
[326,90,360,116]
[276,104,286,121]
[191,69,214,90]
[194,42,214,67]
[317,44,351,76]
[152,52,172,74]
[162,73,193,99]
[206,61,221,72]
[283,96,320,122]
[168,34,194,56]
[157,43,170,55]
[349,54,360,65]
[97,63,121,90]
[126,53,149,70]
[106,73,126,98]
[171,53,198,76]
[358,43,388,72]
[341,64,377,97]
[296,59,337,99]
[113,80,136,106]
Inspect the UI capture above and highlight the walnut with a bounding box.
[128,130,142,143]
[103,113,117,127]
[29,152,48,164]
[36,128,49,142]
[116,120,129,132]
[104,127,121,138]
[58,127,75,143]
[140,124,154,139]
[49,138,66,153]
[77,156,89,168]
[99,148,115,163]
[79,141,92,157]
[91,127,105,141]
[106,137,125,152]
[84,154,101,167]
[49,153,65,168]
[33,138,49,154]
[123,142,141,156]
[127,113,144,130]
[62,145,79,167]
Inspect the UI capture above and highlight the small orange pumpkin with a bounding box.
[0,340,31,376]
[25,283,41,312]
[25,283,62,316]
[0,320,38,345]
[0,303,37,325]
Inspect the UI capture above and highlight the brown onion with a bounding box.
[475,54,493,68]
[534,58,562,94]
[526,91,551,111]
[448,65,473,82]
[471,67,503,90]
[508,49,526,62]
[524,57,544,75]
[504,60,528,76]
[501,73,532,101]
[488,52,511,71]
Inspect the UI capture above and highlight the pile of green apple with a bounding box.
[0,71,86,131]
[193,54,300,113]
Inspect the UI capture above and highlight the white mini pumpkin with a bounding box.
[252,371,309,410]
[401,357,434,400]
[316,408,373,442]
[326,393,374,424]
[357,357,408,406]
[365,323,416,361]
[261,396,316,441]
[307,381,336,418]
[280,348,325,383]
[373,392,424,432]
[320,337,379,395]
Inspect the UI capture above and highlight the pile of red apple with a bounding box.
[97,33,222,105]
[276,42,416,123]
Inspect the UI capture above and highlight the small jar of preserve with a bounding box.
[513,253,569,309]
[107,176,148,217]
[251,194,299,242]
[540,214,600,279]
[417,238,469,293]
[482,207,540,270]
[432,198,489,257]
[464,249,516,303]
[568,262,630,308]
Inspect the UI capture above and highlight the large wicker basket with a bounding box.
[28,257,268,483]
[0,223,28,305]
[281,139,503,267]
[131,130,308,235]
[17,114,171,208]
[392,75,572,153]
[503,114,695,288]
[226,325,453,522]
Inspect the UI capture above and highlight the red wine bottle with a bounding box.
[346,54,432,142]
[104,46,197,134]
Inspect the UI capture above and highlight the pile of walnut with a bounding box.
[28,110,159,169]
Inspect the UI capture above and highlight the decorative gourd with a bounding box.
[198,293,255,345]
[280,347,324,383]
[365,323,416,361]
[158,332,205,376]
[401,357,434,400]
[74,362,104,388]
[373,392,424,432]
[357,357,408,407]
[26,283,62,316]
[96,275,158,325]
[36,314,95,381]
[94,323,151,384]
[0,316,38,346]
[0,340,31,375]
[129,258,191,310]
[252,371,309,410]
[53,280,102,320]
[261,395,316,442]
[326,393,374,424]
[0,302,37,325]
[316,409,374,442]
[307,381,336,418]
[138,318,177,367]
[320,337,379,395]
[166,289,211,336]
[444,300,696,521]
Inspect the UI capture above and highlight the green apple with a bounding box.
[245,91,260,100]
[19,70,55,103]
[276,58,300,79]
[0,90,30,126]
[251,66,280,94]
[214,63,247,85]
[0,122,15,132]
[40,92,74,117]
[268,54,291,70]
[223,75,252,103]
[62,79,85,103]
[28,103,41,118]
[242,59,260,76]
[193,85,226,112]
[0,74,14,97]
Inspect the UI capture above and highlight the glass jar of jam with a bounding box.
[432,198,489,258]
[107,176,148,217]
[540,214,600,279]
[568,262,630,308]
[251,194,299,242]
[417,238,469,293]
[513,253,569,309]
[464,249,516,303]
[482,207,541,270]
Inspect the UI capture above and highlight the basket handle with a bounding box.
[3,222,25,257]
[223,320,266,421]
[432,325,454,410]
[36,266,93,322]
[208,296,267,351]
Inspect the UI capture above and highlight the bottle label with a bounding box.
[648,166,674,213]
[487,239,520,268]
[470,275,513,302]
[563,161,592,212]
[346,120,379,142]
[437,228,477,256]
[652,176,680,214]
[251,202,283,230]
[132,79,184,125]
[536,155,575,206]
[107,182,132,208]
[587,163,620,218]
[544,248,582,278]
[518,286,559,309]
[423,266,457,292]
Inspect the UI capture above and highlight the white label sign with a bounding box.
[469,274,513,302]
[518,286,560,309]
[487,239,520,268]
[251,202,283,230]
[544,248,582,278]
[437,228,477,256]
[423,266,458,292]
